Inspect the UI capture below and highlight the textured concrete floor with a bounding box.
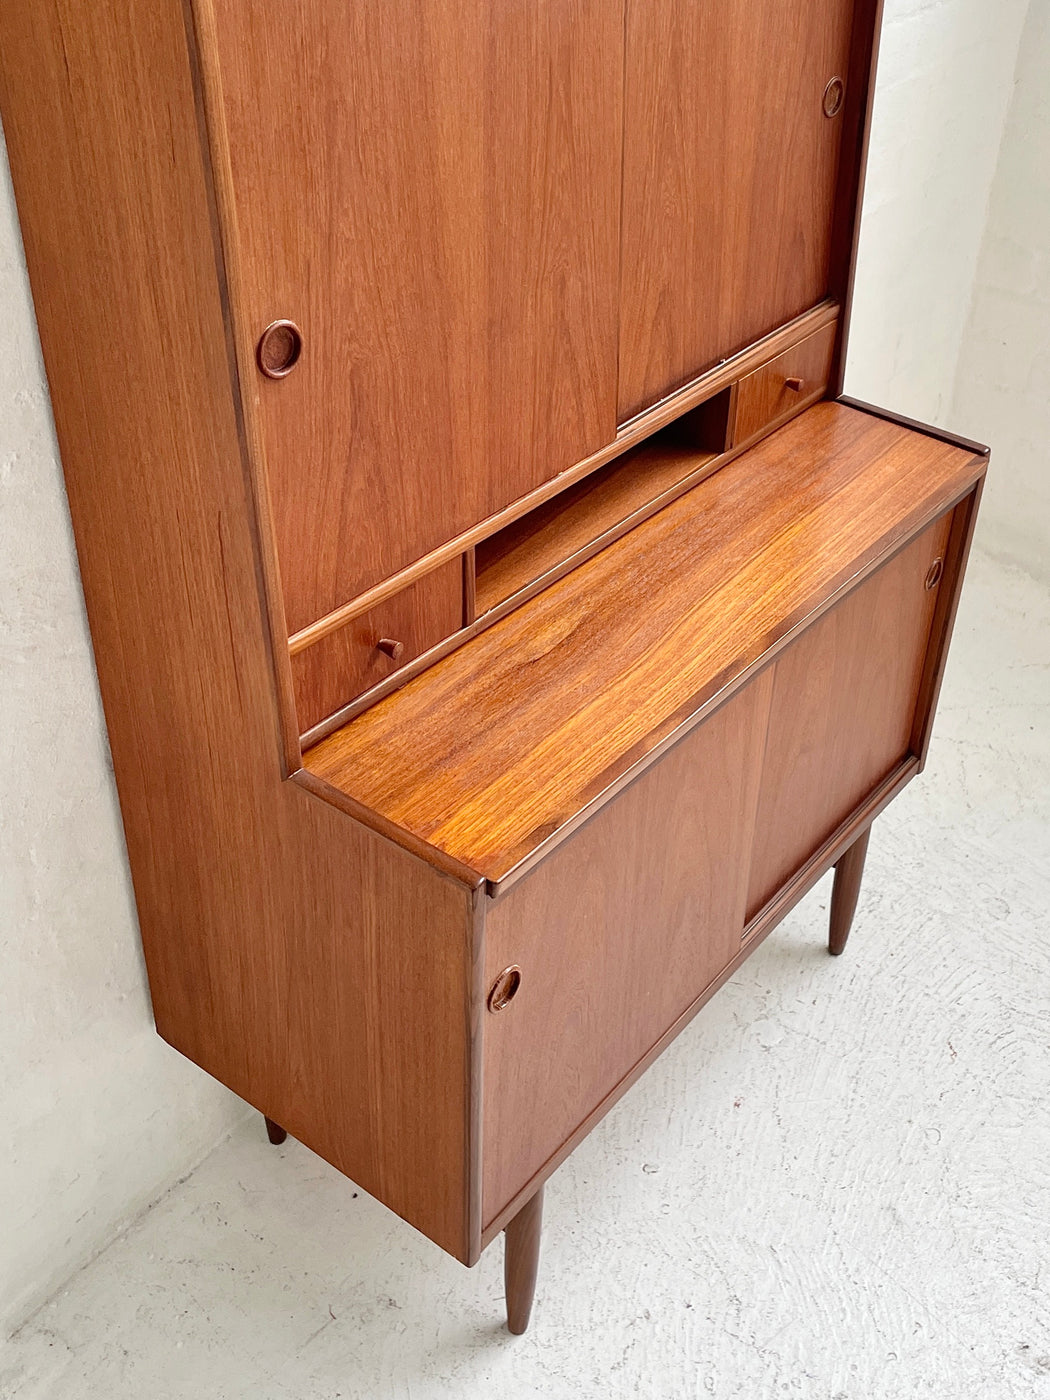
[3,547,1049,1400]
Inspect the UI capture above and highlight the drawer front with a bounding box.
[292,559,464,737]
[745,511,954,921]
[732,322,836,446]
[481,670,773,1226]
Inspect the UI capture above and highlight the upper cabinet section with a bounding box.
[204,0,623,632]
[618,0,857,422]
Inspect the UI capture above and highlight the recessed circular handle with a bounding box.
[376,637,405,661]
[823,76,845,118]
[257,319,303,379]
[487,965,522,1013]
[785,376,805,393]
[925,558,944,591]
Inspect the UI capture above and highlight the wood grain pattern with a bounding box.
[292,558,463,735]
[288,302,840,654]
[482,671,773,1224]
[0,0,480,1263]
[475,443,720,615]
[305,404,986,888]
[744,510,952,919]
[619,0,856,420]
[201,0,623,631]
[733,321,837,446]
[480,753,922,1248]
[475,389,738,615]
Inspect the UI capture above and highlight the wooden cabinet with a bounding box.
[0,0,986,1338]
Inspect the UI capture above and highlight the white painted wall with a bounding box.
[951,0,1050,580]
[0,137,246,1334]
[0,0,1043,1343]
[845,0,1030,422]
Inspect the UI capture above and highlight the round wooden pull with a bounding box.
[823,76,845,118]
[257,319,303,379]
[785,376,805,392]
[376,637,405,661]
[925,558,944,591]
[487,965,522,1013]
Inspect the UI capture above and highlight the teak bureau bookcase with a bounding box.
[0,0,987,1333]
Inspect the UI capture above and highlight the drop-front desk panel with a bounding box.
[300,400,985,1251]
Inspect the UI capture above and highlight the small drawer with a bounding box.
[292,557,465,738]
[732,321,837,447]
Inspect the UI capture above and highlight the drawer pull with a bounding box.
[377,637,405,661]
[488,965,522,1013]
[823,76,845,119]
[785,376,805,393]
[925,558,944,590]
[257,319,303,379]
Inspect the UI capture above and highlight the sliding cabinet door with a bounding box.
[619,0,856,421]
[482,671,772,1225]
[204,0,624,629]
[745,513,953,921]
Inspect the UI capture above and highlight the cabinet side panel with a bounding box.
[481,671,772,1226]
[203,0,624,628]
[0,0,475,1260]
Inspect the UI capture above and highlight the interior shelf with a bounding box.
[475,389,733,614]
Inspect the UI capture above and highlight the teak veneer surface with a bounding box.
[482,671,773,1220]
[202,0,623,629]
[745,512,952,919]
[305,403,984,887]
[474,442,721,615]
[292,557,463,734]
[618,0,856,420]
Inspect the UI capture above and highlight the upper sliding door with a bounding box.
[205,0,623,632]
[618,0,856,423]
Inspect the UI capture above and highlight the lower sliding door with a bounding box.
[481,669,773,1227]
[745,511,953,922]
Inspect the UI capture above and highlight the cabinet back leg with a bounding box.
[504,1185,544,1334]
[829,827,872,956]
[264,1116,288,1145]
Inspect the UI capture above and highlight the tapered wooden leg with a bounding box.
[504,1185,544,1335]
[829,827,872,956]
[264,1116,287,1145]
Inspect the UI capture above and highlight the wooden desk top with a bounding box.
[302,402,985,892]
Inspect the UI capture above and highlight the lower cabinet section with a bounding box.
[481,505,957,1228]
